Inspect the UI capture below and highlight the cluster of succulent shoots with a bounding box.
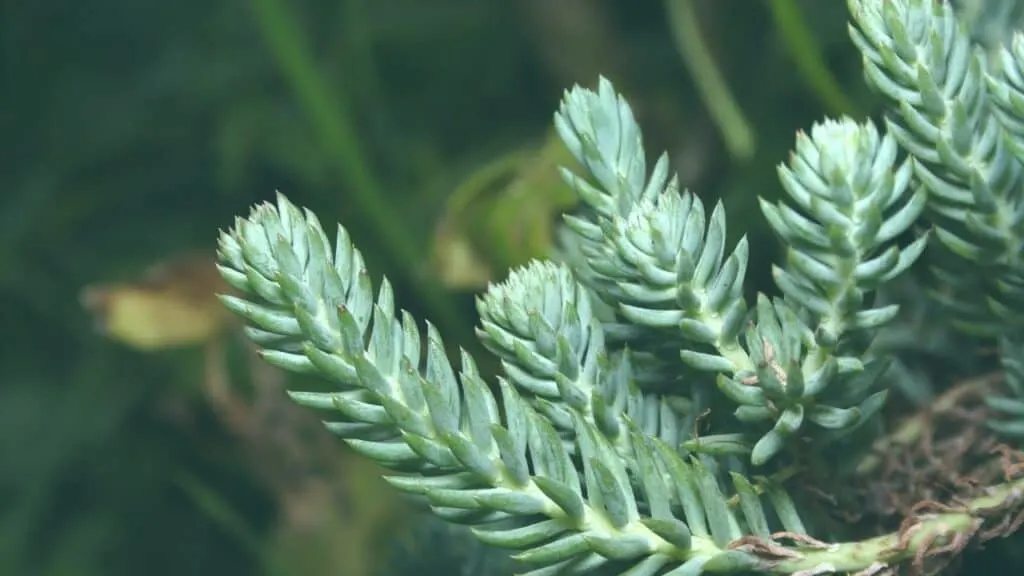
[214,1,1024,574]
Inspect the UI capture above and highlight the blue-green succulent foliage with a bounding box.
[216,0,1024,573]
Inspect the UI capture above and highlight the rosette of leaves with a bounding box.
[553,79,748,367]
[551,79,926,466]
[474,259,692,459]
[744,118,928,463]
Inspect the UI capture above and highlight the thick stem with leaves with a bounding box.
[553,80,925,466]
[214,1,1024,573]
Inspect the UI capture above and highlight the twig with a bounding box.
[762,476,1024,574]
[856,372,1003,476]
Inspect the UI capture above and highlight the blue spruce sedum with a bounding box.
[215,0,1024,573]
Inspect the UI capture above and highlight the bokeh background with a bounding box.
[2,1,1022,575]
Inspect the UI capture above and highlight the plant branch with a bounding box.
[764,475,1024,574]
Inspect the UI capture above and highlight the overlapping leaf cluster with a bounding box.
[214,0,1024,573]
[216,195,821,575]
[552,79,924,466]
[848,0,1024,437]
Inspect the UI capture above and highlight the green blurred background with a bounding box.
[1,1,1020,575]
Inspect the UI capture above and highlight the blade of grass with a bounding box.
[249,0,471,341]
[664,0,756,161]
[767,0,859,117]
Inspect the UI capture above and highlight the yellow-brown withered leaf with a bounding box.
[81,253,232,351]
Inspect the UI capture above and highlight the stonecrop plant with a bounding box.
[213,0,1024,574]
